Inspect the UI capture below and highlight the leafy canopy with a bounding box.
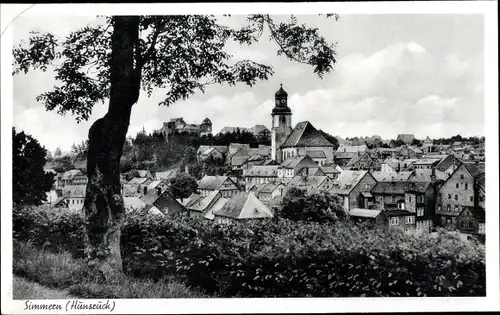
[12,128,54,206]
[13,15,338,122]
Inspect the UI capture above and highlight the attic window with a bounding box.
[254,208,259,213]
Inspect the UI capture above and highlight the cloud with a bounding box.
[12,15,484,152]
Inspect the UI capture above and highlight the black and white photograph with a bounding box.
[1,1,499,314]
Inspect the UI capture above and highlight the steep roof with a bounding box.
[349,208,383,218]
[336,145,368,153]
[213,192,273,219]
[404,181,432,194]
[61,186,86,198]
[346,151,372,167]
[187,190,221,212]
[435,155,458,172]
[320,166,340,175]
[198,176,233,191]
[244,165,279,177]
[331,170,369,195]
[396,134,415,143]
[371,171,412,182]
[288,175,329,190]
[203,196,228,220]
[463,162,485,178]
[305,150,327,159]
[280,155,316,169]
[409,169,448,182]
[280,121,334,148]
[371,182,408,195]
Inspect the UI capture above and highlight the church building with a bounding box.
[271,84,336,164]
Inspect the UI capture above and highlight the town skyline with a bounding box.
[13,14,484,152]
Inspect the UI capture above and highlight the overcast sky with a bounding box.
[12,14,484,153]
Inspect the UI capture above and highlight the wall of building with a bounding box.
[436,165,475,225]
[347,174,377,211]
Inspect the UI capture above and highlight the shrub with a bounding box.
[13,206,486,297]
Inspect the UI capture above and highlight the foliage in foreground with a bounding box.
[13,241,203,299]
[13,205,486,297]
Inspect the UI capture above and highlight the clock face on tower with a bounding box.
[281,99,286,104]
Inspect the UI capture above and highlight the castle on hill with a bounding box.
[160,117,212,138]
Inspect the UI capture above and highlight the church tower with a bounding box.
[271,84,293,161]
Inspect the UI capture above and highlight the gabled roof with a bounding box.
[187,190,221,213]
[320,166,340,174]
[288,175,329,190]
[336,145,368,153]
[280,121,334,148]
[280,155,316,169]
[346,151,373,167]
[203,196,228,220]
[244,165,279,177]
[371,171,412,182]
[305,150,327,159]
[459,206,485,223]
[255,182,285,195]
[61,186,86,198]
[213,192,273,219]
[135,170,152,178]
[404,181,432,194]
[371,182,408,195]
[463,162,485,178]
[331,170,370,195]
[298,167,326,176]
[128,177,151,185]
[396,134,415,143]
[198,176,236,191]
[349,208,383,218]
[181,194,204,207]
[435,155,458,172]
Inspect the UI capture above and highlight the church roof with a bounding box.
[202,117,212,125]
[275,85,288,98]
[280,121,334,148]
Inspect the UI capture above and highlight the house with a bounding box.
[243,165,279,191]
[331,170,377,212]
[228,148,250,171]
[408,169,448,183]
[140,188,185,216]
[53,186,86,211]
[319,165,340,180]
[278,121,336,164]
[277,155,318,184]
[348,208,388,230]
[456,206,485,235]
[371,182,408,211]
[395,145,421,159]
[404,182,436,232]
[198,175,240,198]
[396,134,415,144]
[124,177,154,196]
[131,169,155,180]
[435,162,485,229]
[296,166,326,177]
[371,171,412,183]
[305,150,328,166]
[124,197,164,217]
[374,148,397,160]
[183,190,223,218]
[412,158,441,170]
[380,158,400,172]
[253,182,287,205]
[433,154,460,176]
[243,154,268,170]
[199,147,225,162]
[213,191,273,224]
[197,145,228,159]
[335,145,368,166]
[345,151,374,170]
[59,169,88,187]
[384,210,416,231]
[288,175,333,193]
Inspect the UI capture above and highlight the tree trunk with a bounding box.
[83,16,141,280]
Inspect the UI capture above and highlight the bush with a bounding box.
[13,206,486,297]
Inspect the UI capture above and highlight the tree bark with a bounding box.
[83,16,141,279]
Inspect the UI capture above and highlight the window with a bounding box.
[470,196,474,202]
[454,205,459,213]
[479,196,484,202]
[409,196,412,203]
[448,194,451,199]
[405,216,414,224]
[456,183,459,188]
[437,205,442,212]
[468,221,474,229]
[460,174,464,180]
[390,217,400,225]
[365,184,371,190]
[455,195,458,201]
[417,208,424,217]
[465,183,468,190]
[447,205,451,212]
[460,222,466,229]
[392,196,396,202]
